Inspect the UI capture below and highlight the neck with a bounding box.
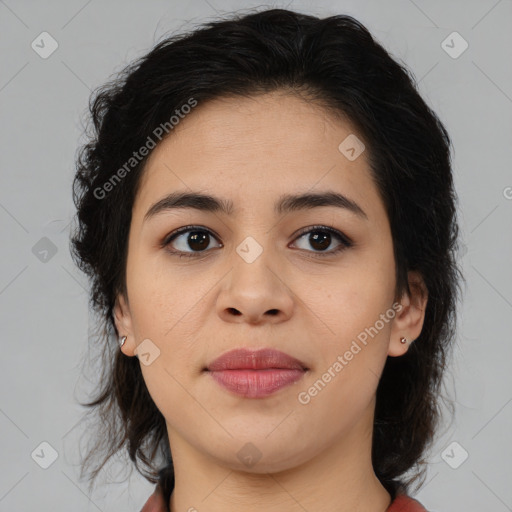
[166,409,392,512]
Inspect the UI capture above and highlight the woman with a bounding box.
[71,8,462,512]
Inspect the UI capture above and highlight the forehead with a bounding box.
[133,92,385,222]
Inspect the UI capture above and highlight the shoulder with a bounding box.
[387,493,429,512]
[140,487,429,512]
[140,486,167,512]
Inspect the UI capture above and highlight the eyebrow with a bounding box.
[143,190,368,223]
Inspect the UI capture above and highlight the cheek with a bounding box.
[307,263,394,336]
[303,258,395,381]
[126,250,180,332]
[126,265,207,374]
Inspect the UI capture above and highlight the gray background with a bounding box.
[1,0,511,511]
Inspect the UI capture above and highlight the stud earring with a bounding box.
[119,335,127,348]
[400,337,407,344]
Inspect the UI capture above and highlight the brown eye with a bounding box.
[308,231,331,251]
[162,224,352,259]
[292,226,352,256]
[163,226,222,257]
[185,231,210,251]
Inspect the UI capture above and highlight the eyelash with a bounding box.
[161,224,353,259]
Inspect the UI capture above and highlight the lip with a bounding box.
[206,348,308,371]
[204,348,309,398]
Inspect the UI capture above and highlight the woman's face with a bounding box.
[115,91,426,473]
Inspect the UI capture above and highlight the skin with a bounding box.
[114,90,428,512]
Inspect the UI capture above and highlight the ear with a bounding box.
[388,271,428,357]
[113,293,137,357]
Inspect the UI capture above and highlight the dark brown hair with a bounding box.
[70,7,463,507]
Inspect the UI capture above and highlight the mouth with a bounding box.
[203,348,309,398]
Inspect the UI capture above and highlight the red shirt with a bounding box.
[140,486,428,511]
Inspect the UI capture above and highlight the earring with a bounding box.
[400,337,407,344]
[119,335,127,348]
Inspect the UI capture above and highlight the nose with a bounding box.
[216,251,294,325]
